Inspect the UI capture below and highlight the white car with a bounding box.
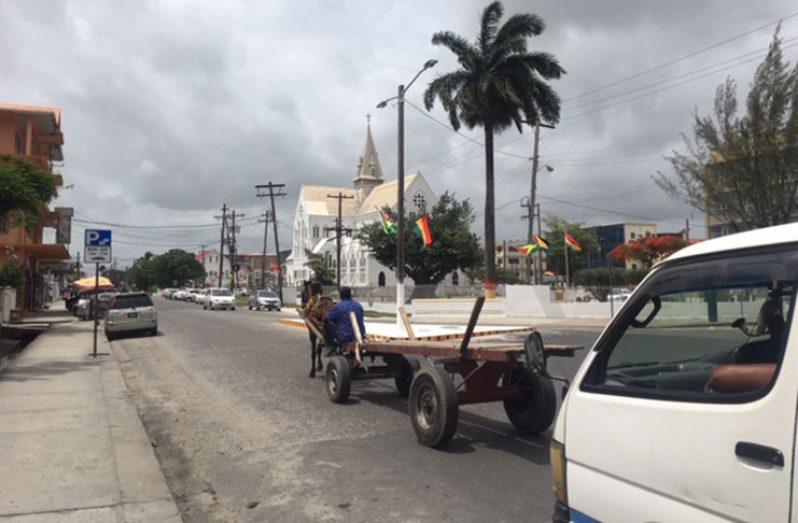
[551,223,798,522]
[104,292,157,340]
[249,289,281,311]
[203,288,235,311]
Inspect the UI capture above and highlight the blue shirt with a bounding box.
[324,298,367,343]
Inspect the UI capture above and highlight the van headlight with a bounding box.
[550,439,568,505]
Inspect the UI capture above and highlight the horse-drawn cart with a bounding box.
[303,297,581,449]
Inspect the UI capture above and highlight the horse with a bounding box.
[304,295,335,378]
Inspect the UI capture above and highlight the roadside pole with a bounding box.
[93,263,99,358]
[84,229,111,358]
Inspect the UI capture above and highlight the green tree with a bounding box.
[655,29,798,231]
[0,257,25,289]
[424,1,565,296]
[150,249,205,288]
[0,155,58,227]
[305,252,335,285]
[127,252,156,291]
[357,192,483,297]
[543,216,597,280]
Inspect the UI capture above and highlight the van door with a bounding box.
[565,247,798,522]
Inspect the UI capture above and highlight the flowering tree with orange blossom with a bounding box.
[610,235,690,268]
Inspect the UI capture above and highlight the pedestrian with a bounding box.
[323,286,366,352]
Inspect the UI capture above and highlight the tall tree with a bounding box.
[424,1,565,298]
[357,192,483,297]
[0,155,58,227]
[655,29,798,231]
[150,249,206,288]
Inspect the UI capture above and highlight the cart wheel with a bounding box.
[326,355,351,403]
[502,370,556,435]
[394,355,422,397]
[409,367,459,448]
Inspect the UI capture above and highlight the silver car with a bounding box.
[249,289,281,311]
[104,292,157,340]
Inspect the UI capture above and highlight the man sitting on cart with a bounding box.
[323,287,367,353]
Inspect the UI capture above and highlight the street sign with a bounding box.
[85,229,112,263]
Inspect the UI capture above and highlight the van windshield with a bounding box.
[587,245,798,401]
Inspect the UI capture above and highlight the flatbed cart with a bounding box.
[305,298,581,448]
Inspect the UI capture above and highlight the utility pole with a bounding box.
[256,183,286,303]
[685,218,690,241]
[526,118,555,285]
[214,204,227,288]
[326,192,355,289]
[76,251,81,279]
[226,210,243,291]
[199,244,207,287]
[536,203,543,285]
[259,211,270,290]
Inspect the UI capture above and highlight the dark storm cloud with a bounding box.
[1,0,795,261]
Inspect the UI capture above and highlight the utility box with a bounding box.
[0,287,17,324]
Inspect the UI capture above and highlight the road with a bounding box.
[112,297,600,523]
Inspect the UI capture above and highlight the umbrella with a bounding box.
[73,276,115,292]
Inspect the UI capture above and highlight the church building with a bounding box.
[284,122,437,289]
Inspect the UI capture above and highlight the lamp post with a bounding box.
[377,59,437,327]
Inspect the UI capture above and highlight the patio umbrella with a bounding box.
[72,276,115,292]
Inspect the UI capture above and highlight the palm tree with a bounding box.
[424,1,564,297]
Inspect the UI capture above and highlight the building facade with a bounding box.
[0,103,70,315]
[585,222,658,270]
[284,124,439,288]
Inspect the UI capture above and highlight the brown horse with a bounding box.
[304,295,335,378]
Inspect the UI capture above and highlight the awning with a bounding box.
[10,243,70,261]
[73,276,114,291]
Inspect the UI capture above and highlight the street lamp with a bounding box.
[376,59,437,327]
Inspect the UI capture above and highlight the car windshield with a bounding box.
[258,291,276,298]
[212,290,232,297]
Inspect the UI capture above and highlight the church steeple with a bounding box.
[354,115,384,203]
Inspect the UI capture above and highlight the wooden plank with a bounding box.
[459,297,485,357]
[398,306,416,340]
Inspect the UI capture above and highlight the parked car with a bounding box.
[203,288,235,311]
[550,223,798,522]
[104,292,157,340]
[249,289,281,311]
[76,292,116,320]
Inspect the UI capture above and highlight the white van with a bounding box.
[551,223,798,522]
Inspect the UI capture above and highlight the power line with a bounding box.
[562,10,798,103]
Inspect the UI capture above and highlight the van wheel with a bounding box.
[409,367,459,448]
[502,370,556,435]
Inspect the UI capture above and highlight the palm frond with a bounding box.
[431,31,477,64]
[493,13,544,54]
[521,52,566,79]
[478,1,504,52]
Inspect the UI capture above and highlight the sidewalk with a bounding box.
[0,315,179,521]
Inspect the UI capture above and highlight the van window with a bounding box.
[582,246,798,402]
[111,294,153,309]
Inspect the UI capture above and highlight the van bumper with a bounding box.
[553,501,570,523]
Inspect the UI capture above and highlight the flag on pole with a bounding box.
[564,231,582,252]
[411,214,433,248]
[270,261,281,273]
[533,234,550,251]
[518,243,536,255]
[377,207,397,236]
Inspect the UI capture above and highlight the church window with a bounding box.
[452,272,460,286]
[313,225,320,238]
[413,193,427,212]
[378,272,386,287]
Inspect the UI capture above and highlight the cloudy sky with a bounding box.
[1,0,796,267]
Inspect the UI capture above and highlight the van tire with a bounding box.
[409,367,459,448]
[503,370,556,435]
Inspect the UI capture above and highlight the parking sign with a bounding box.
[85,229,112,262]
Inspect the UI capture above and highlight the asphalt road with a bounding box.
[112,297,600,523]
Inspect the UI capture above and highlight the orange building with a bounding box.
[0,103,70,316]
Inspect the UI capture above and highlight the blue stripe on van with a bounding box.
[570,508,600,523]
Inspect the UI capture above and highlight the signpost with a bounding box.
[85,230,111,357]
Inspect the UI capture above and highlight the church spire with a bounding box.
[354,115,384,203]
